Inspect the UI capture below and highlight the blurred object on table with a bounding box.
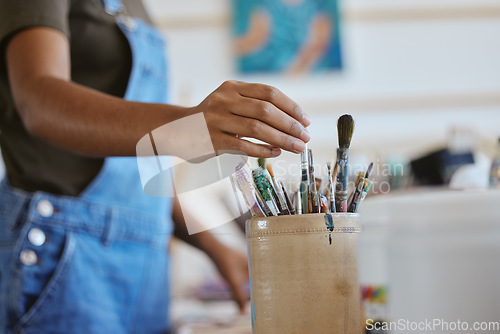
[173,299,251,334]
[410,148,474,185]
[449,151,490,190]
[385,155,412,192]
[191,280,249,302]
[409,128,500,191]
[358,198,391,333]
[386,190,500,333]
[489,137,500,189]
[359,189,500,333]
[410,126,479,186]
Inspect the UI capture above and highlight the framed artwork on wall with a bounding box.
[232,0,343,75]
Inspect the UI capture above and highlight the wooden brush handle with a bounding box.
[335,189,348,212]
[335,148,349,212]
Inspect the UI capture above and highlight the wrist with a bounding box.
[198,232,227,261]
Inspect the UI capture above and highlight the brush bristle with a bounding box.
[266,163,274,178]
[337,114,354,149]
[258,158,266,169]
[365,162,374,179]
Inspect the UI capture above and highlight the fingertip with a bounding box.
[234,291,247,313]
[271,147,281,157]
[301,113,311,127]
[300,128,311,143]
[293,140,306,153]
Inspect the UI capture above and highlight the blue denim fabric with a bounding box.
[0,0,173,332]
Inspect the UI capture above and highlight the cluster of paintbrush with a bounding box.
[234,158,295,217]
[234,114,373,217]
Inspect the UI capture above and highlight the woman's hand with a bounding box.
[191,80,311,158]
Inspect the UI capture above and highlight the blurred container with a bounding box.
[490,137,500,189]
[358,198,391,333]
[246,213,362,334]
[387,190,500,333]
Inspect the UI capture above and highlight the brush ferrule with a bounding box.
[301,149,308,165]
[335,188,348,201]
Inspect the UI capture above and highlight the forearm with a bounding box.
[15,75,190,157]
[172,197,249,311]
[8,27,310,161]
[7,27,194,158]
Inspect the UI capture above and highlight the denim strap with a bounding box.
[101,0,124,15]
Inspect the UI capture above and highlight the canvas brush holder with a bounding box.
[246,213,362,334]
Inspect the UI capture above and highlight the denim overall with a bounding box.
[0,0,173,332]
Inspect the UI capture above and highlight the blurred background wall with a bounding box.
[144,0,500,159]
[1,0,497,182]
[137,0,500,320]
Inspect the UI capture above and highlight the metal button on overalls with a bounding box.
[28,228,46,246]
[19,250,38,266]
[37,199,54,217]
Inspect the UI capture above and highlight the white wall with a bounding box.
[144,0,500,158]
[142,0,500,304]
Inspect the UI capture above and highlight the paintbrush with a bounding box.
[348,162,374,212]
[294,190,300,214]
[234,167,266,217]
[258,157,266,169]
[319,194,329,213]
[348,171,365,213]
[267,185,282,215]
[332,161,339,212]
[349,162,374,213]
[353,178,373,213]
[299,183,307,214]
[326,162,335,213]
[255,188,273,216]
[280,181,296,215]
[315,178,323,195]
[365,162,374,179]
[261,166,285,215]
[335,115,354,212]
[300,144,310,214]
[308,149,320,213]
[291,189,301,214]
[252,167,280,216]
[266,164,291,215]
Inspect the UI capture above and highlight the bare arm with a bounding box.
[234,11,270,56]
[6,27,311,160]
[287,14,332,75]
[172,196,249,312]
